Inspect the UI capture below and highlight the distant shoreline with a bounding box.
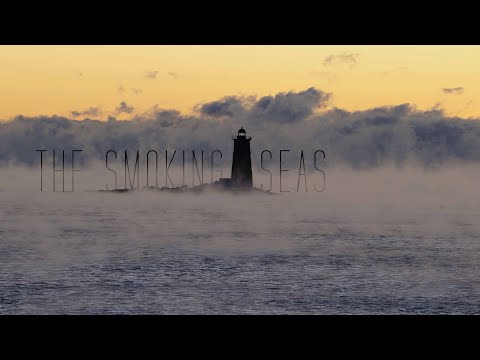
[97,184,277,195]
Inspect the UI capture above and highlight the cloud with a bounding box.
[131,88,143,95]
[167,71,179,79]
[197,96,250,118]
[323,53,359,67]
[115,101,134,114]
[145,70,159,79]
[198,87,331,123]
[3,88,480,170]
[250,87,331,123]
[442,87,464,95]
[70,107,101,118]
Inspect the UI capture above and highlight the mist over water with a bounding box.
[1,165,480,314]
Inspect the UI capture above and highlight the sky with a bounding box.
[1,45,480,120]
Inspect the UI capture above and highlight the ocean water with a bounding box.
[1,183,480,315]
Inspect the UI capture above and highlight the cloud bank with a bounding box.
[198,87,331,123]
[1,87,480,170]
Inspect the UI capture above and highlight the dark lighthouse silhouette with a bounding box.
[230,127,253,188]
[216,127,253,190]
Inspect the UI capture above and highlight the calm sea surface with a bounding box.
[1,191,480,314]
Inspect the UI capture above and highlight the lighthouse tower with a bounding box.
[231,127,253,189]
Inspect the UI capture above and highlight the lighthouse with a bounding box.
[231,127,253,189]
